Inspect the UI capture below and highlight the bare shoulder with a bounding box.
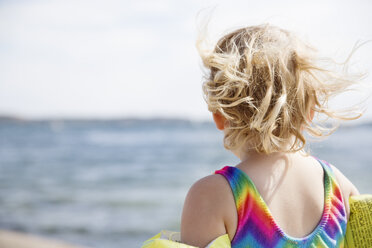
[329,164,359,196]
[329,164,360,218]
[180,174,231,248]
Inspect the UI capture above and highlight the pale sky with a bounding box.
[1,0,372,121]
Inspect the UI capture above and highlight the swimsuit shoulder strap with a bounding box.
[214,165,275,245]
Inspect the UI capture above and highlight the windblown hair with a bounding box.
[197,24,363,154]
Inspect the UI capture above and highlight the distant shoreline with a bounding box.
[1,115,371,128]
[0,115,214,126]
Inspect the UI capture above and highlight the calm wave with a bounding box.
[0,119,371,247]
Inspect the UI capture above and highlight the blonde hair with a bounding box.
[197,24,364,154]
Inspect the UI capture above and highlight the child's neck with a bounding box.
[235,149,291,164]
[232,137,300,164]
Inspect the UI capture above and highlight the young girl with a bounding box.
[180,24,361,248]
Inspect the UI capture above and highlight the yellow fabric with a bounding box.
[141,230,231,248]
[345,194,372,248]
[206,234,231,248]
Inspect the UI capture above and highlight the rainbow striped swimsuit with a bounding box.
[214,158,347,248]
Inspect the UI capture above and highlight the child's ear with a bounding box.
[309,107,315,122]
[307,97,315,122]
[212,112,227,130]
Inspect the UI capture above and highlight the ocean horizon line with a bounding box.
[1,114,372,128]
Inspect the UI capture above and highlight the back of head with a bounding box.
[197,24,362,154]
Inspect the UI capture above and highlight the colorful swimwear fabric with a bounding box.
[214,158,347,248]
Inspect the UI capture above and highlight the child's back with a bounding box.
[181,24,362,248]
[220,152,357,243]
[182,151,358,247]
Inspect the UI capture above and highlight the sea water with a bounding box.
[0,119,371,248]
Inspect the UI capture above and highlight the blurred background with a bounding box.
[0,0,372,247]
